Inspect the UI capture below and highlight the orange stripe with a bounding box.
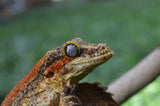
[45,57,72,75]
[2,57,72,106]
[1,58,44,106]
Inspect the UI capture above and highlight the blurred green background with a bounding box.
[0,0,160,105]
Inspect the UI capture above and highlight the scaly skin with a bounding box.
[1,38,114,106]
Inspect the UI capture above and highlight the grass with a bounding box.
[0,0,160,105]
[123,77,160,106]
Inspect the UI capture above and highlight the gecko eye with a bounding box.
[65,44,79,58]
[63,42,80,58]
[46,72,55,78]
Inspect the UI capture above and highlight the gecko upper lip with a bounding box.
[73,51,114,65]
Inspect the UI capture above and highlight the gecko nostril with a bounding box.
[101,46,105,49]
[46,72,55,78]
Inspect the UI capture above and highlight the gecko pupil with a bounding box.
[65,44,79,58]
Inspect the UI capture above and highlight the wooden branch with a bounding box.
[108,47,160,104]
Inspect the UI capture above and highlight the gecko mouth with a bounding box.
[68,51,114,84]
[72,51,114,65]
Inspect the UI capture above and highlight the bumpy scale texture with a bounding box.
[1,38,116,106]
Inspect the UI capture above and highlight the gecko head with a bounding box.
[43,38,113,90]
[61,38,114,85]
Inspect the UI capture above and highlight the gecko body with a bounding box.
[1,38,114,106]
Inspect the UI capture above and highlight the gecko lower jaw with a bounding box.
[72,51,114,65]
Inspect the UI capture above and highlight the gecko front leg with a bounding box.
[60,95,82,106]
[59,85,82,106]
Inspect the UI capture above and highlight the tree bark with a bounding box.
[108,47,160,104]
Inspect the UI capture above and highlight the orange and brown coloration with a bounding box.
[1,38,114,106]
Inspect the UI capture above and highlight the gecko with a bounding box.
[1,38,114,106]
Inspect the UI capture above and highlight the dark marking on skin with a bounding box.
[80,47,102,57]
[37,48,64,75]
[45,47,64,68]
[45,55,64,68]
